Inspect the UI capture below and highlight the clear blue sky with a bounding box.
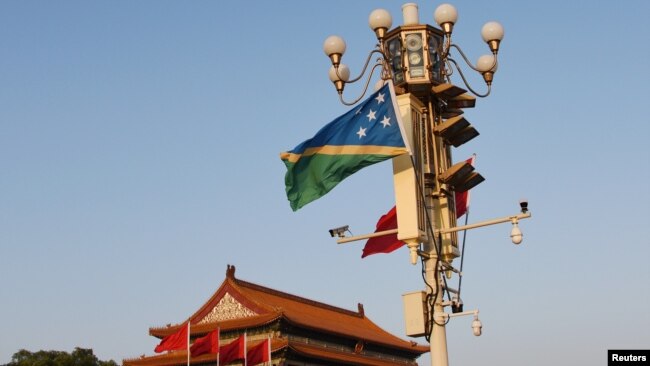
[1,1,648,365]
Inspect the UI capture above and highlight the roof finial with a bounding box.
[226,264,236,279]
[357,303,365,317]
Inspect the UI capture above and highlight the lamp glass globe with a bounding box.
[476,54,497,72]
[434,4,458,26]
[481,21,504,42]
[323,35,346,56]
[369,9,392,31]
[329,64,350,82]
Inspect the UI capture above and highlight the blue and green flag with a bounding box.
[280,82,410,211]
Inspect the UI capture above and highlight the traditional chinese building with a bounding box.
[123,265,428,366]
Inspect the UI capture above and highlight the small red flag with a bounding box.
[190,329,219,357]
[154,323,188,353]
[455,190,469,218]
[362,156,475,258]
[247,338,271,365]
[219,334,246,364]
[454,156,475,218]
[361,206,405,258]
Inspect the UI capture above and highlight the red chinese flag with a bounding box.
[154,323,188,353]
[454,156,475,218]
[219,335,245,364]
[455,190,469,218]
[190,329,220,357]
[361,206,405,258]
[247,338,271,365]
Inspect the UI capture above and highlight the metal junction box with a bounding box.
[402,291,427,337]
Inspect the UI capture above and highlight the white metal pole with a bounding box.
[436,212,531,235]
[424,248,449,366]
[424,96,448,366]
[336,228,398,244]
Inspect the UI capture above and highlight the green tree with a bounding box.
[4,348,118,366]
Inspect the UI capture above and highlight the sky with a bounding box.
[1,1,649,365]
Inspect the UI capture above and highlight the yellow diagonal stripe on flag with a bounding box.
[280,145,408,163]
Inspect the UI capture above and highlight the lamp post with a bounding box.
[322,3,528,366]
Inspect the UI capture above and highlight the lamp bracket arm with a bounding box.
[441,34,453,60]
[449,44,497,73]
[338,63,384,106]
[447,57,491,98]
[434,309,479,321]
[443,59,455,83]
[337,49,388,84]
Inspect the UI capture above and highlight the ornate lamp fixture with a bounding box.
[323,2,504,104]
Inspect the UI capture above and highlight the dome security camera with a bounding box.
[510,221,523,245]
[472,317,483,337]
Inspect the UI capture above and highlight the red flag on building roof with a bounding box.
[361,206,404,258]
[219,334,246,364]
[154,322,189,353]
[247,337,271,365]
[190,329,220,358]
[454,155,476,218]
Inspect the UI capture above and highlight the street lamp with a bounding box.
[321,4,527,366]
[323,3,503,104]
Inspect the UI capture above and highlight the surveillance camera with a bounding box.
[328,225,349,238]
[510,222,523,245]
[472,317,482,337]
[451,297,464,313]
[519,199,529,213]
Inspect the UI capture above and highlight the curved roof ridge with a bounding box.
[186,274,275,325]
[150,311,284,337]
[234,277,363,318]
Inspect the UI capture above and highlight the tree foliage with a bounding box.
[4,348,118,366]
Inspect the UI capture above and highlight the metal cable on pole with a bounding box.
[457,209,470,300]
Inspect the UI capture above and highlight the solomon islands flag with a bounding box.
[281,82,411,211]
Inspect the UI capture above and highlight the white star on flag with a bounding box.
[375,92,385,104]
[366,109,376,122]
[356,126,367,139]
[380,115,391,127]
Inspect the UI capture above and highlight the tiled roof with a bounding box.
[232,278,427,354]
[148,265,427,355]
[289,342,420,366]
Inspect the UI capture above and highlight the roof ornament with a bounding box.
[226,264,236,279]
[357,303,365,317]
[354,340,365,354]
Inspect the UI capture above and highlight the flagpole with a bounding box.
[267,335,272,366]
[244,333,247,366]
[187,320,190,366]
